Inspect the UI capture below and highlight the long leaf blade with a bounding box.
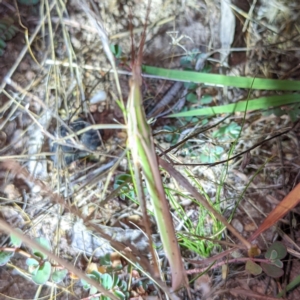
[143,65,300,91]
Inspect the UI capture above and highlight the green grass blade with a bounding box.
[168,94,300,118]
[143,65,300,91]
[277,273,300,298]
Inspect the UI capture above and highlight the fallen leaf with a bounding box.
[249,182,300,242]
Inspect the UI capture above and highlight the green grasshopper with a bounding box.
[126,0,189,294]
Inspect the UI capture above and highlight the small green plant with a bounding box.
[166,171,224,258]
[163,125,180,144]
[0,251,14,266]
[0,17,18,56]
[81,253,157,299]
[200,143,224,163]
[110,44,122,59]
[198,122,241,163]
[113,173,135,201]
[179,49,199,70]
[176,106,200,125]
[246,241,287,278]
[180,48,211,72]
[0,230,146,298]
[0,230,22,266]
[0,232,68,285]
[212,122,241,141]
[25,237,52,284]
[110,43,130,69]
[81,268,129,300]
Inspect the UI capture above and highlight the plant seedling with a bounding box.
[0,17,18,56]
[81,270,128,300]
[25,237,52,285]
[246,241,287,278]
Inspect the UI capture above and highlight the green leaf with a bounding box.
[265,241,287,260]
[200,153,215,163]
[202,66,212,74]
[214,146,224,155]
[200,95,213,104]
[273,259,283,268]
[277,273,300,298]
[81,280,90,290]
[52,269,68,283]
[177,106,199,122]
[269,250,277,260]
[113,173,133,200]
[117,279,127,292]
[26,257,39,267]
[91,270,102,281]
[110,44,122,58]
[213,122,241,140]
[89,285,99,300]
[99,253,111,266]
[0,38,7,49]
[34,252,45,260]
[180,56,193,69]
[142,280,149,291]
[264,107,284,117]
[17,0,40,5]
[114,290,126,300]
[28,264,39,276]
[143,65,300,91]
[0,18,18,46]
[100,296,110,300]
[288,106,300,121]
[100,273,113,290]
[0,251,14,266]
[184,82,197,90]
[186,93,198,104]
[201,118,209,126]
[168,94,300,117]
[26,258,40,276]
[163,125,179,144]
[200,144,224,163]
[81,273,99,290]
[10,229,22,247]
[261,263,284,278]
[245,260,262,276]
[163,126,174,143]
[32,261,51,285]
[112,273,119,287]
[32,237,51,259]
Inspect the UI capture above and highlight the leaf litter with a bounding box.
[0,0,300,299]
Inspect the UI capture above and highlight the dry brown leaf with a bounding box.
[194,274,212,296]
[249,182,300,242]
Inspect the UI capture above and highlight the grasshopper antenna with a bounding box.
[131,0,152,85]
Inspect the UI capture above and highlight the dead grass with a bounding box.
[0,0,300,299]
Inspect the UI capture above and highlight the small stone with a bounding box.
[117,131,127,139]
[231,218,243,233]
[10,129,26,149]
[90,90,107,104]
[89,104,98,113]
[70,36,81,49]
[31,185,41,194]
[244,222,256,232]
